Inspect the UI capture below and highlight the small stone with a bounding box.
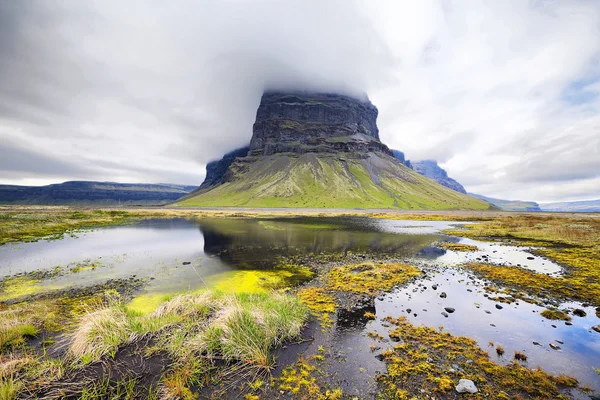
[490,324,496,327]
[432,284,438,290]
[556,340,564,344]
[527,256,535,260]
[592,325,600,333]
[533,341,541,346]
[456,379,478,394]
[374,354,385,361]
[485,310,491,314]
[442,312,449,318]
[573,309,587,317]
[440,292,447,298]
[444,307,455,313]
[495,304,503,310]
[565,321,573,326]
[406,308,412,314]
[549,343,561,350]
[182,261,191,265]
[552,324,557,328]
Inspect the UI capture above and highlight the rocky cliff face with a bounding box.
[410,160,467,194]
[249,91,390,157]
[183,91,490,210]
[199,145,250,190]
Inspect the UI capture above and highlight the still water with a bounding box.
[0,217,598,393]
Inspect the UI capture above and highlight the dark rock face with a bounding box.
[249,91,390,157]
[196,91,396,190]
[410,160,467,194]
[391,150,413,169]
[199,145,250,189]
[0,181,196,205]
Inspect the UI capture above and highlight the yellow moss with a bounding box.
[206,265,314,294]
[326,262,421,296]
[440,242,478,252]
[469,262,600,305]
[277,358,341,399]
[0,277,43,302]
[540,308,571,321]
[364,311,376,320]
[444,215,600,305]
[296,287,335,329]
[127,292,172,314]
[378,316,578,399]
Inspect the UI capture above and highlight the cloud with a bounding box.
[0,0,599,202]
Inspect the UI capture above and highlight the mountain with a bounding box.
[539,200,600,212]
[406,160,467,194]
[468,193,542,212]
[0,181,196,205]
[177,91,491,210]
[390,150,412,169]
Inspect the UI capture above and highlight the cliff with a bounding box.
[410,160,467,194]
[179,91,491,210]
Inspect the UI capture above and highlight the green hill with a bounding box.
[178,152,490,209]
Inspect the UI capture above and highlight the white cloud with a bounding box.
[0,0,599,202]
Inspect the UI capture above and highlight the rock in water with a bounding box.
[456,379,478,394]
[177,91,493,210]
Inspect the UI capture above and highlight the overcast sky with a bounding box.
[1,0,599,202]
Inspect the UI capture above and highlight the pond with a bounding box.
[0,216,598,395]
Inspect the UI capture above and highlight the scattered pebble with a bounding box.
[456,379,478,394]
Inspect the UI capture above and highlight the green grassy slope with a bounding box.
[177,152,491,210]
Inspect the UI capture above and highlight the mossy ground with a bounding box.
[296,262,421,330]
[440,242,479,252]
[377,316,578,399]
[444,215,600,305]
[2,290,309,399]
[2,208,598,399]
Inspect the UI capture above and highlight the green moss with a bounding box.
[326,262,421,296]
[445,215,600,306]
[378,316,578,398]
[205,264,314,293]
[439,242,478,252]
[0,276,43,302]
[296,287,336,328]
[541,308,571,321]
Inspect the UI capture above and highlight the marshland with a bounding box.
[1,206,599,399]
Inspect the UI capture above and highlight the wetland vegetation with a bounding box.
[0,206,599,399]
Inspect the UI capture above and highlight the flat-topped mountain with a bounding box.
[0,181,196,205]
[179,91,491,210]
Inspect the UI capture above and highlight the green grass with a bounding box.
[176,153,491,210]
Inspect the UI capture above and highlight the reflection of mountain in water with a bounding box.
[197,217,442,269]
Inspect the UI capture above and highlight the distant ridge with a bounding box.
[468,193,541,212]
[539,199,600,212]
[0,181,197,205]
